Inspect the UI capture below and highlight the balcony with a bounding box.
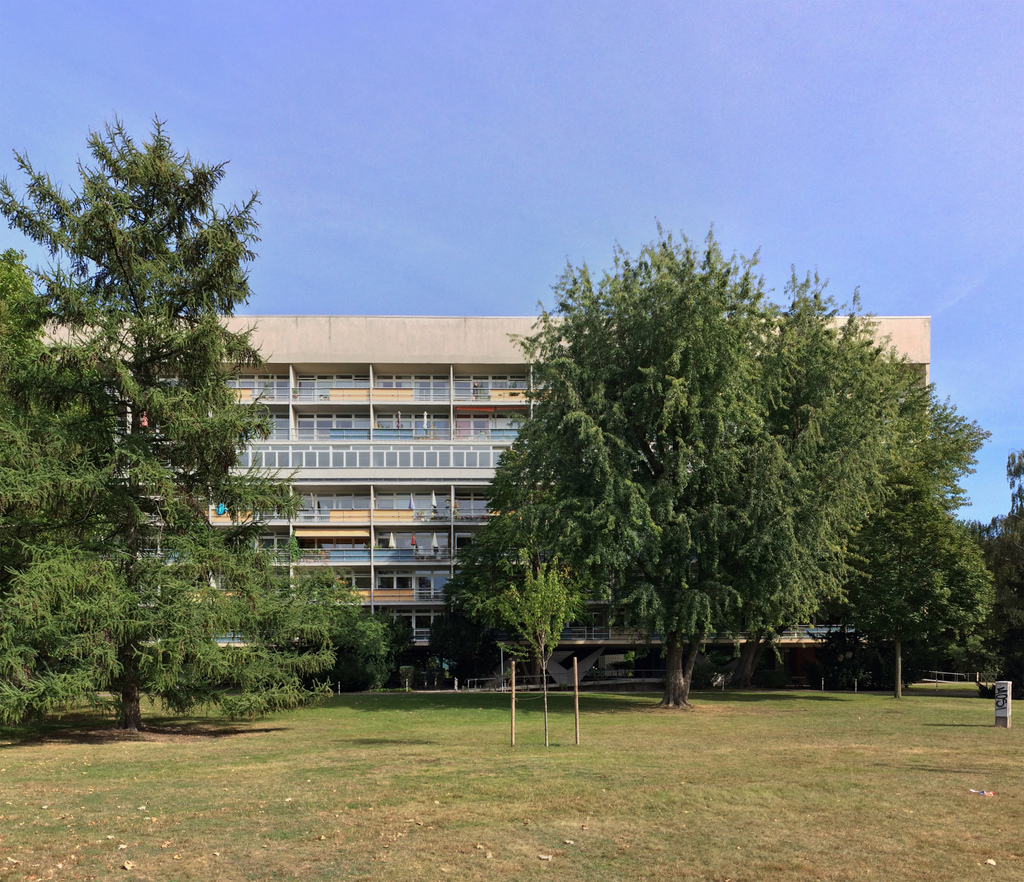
[368,589,446,605]
[373,547,452,563]
[452,382,527,403]
[452,428,518,442]
[293,547,451,564]
[233,384,291,403]
[453,504,491,520]
[240,443,506,471]
[294,508,371,523]
[373,508,452,524]
[296,549,372,564]
[372,386,451,403]
[293,384,371,404]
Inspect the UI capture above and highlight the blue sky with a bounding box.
[1,0,1021,521]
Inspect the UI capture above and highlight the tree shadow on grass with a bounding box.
[921,722,994,728]
[0,715,289,746]
[330,689,845,718]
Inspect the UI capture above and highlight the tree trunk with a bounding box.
[117,643,144,731]
[679,635,703,706]
[893,635,902,700]
[542,658,550,747]
[660,637,686,707]
[736,634,766,687]
[661,632,703,708]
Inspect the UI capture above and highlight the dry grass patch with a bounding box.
[1,690,1021,881]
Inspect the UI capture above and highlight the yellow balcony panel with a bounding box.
[328,388,371,403]
[372,388,416,402]
[373,589,415,603]
[210,510,253,525]
[329,509,371,523]
[373,509,416,523]
[234,388,254,403]
[293,527,370,539]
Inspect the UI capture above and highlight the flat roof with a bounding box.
[227,314,929,371]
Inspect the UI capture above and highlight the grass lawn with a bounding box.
[1,688,1021,881]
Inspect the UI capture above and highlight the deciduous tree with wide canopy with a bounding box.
[466,232,924,707]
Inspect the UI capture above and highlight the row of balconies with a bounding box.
[211,505,491,526]
[239,443,506,471]
[234,385,528,405]
[288,548,454,564]
[265,427,520,442]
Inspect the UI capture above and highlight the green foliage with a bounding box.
[427,611,500,681]
[494,564,584,667]
[0,119,332,728]
[326,608,413,692]
[967,510,1024,693]
[462,229,915,707]
[843,392,993,697]
[729,275,906,644]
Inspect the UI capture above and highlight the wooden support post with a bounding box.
[510,660,516,747]
[573,657,580,746]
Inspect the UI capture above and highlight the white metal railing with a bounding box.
[372,387,451,403]
[294,548,452,564]
[239,443,506,471]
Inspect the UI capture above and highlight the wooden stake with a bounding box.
[510,660,516,747]
[573,656,580,746]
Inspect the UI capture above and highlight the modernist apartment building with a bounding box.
[219,314,931,656]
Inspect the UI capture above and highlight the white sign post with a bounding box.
[995,681,1012,729]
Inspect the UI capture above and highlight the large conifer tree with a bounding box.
[0,120,336,729]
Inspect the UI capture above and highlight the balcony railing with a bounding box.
[452,383,528,402]
[234,386,292,404]
[293,385,371,403]
[296,549,372,563]
[365,590,445,606]
[372,508,454,523]
[453,504,491,519]
[373,548,452,563]
[240,443,506,471]
[293,548,452,564]
[372,387,451,403]
[452,428,518,442]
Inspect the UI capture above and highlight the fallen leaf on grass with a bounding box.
[485,852,493,859]
[986,860,997,866]
[118,844,127,850]
[173,854,181,860]
[121,860,134,870]
[538,854,552,861]
[564,839,575,845]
